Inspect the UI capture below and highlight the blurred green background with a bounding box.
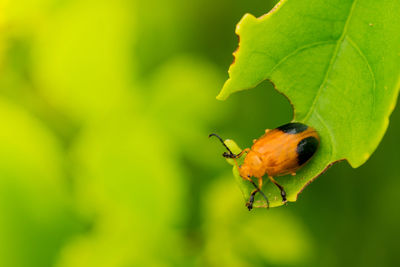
[1,0,400,266]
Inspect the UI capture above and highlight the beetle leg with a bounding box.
[209,134,250,159]
[257,176,263,189]
[245,177,269,210]
[237,148,251,157]
[224,148,250,159]
[246,189,258,211]
[209,133,245,159]
[268,176,287,203]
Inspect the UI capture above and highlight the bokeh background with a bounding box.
[1,0,400,266]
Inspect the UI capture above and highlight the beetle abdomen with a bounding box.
[297,136,319,165]
[250,122,319,177]
[277,122,308,134]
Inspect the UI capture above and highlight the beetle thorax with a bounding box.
[239,152,265,179]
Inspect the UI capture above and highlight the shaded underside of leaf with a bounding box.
[219,0,400,207]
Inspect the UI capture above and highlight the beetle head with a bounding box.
[239,164,252,180]
[239,154,263,179]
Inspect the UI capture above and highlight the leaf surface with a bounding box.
[219,0,400,207]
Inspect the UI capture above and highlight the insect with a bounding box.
[210,122,319,210]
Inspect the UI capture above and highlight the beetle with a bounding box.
[210,122,319,210]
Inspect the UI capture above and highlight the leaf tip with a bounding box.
[217,79,232,100]
[224,139,241,154]
[216,94,226,101]
[216,92,227,101]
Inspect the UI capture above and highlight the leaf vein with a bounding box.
[302,0,359,122]
[266,40,336,77]
[346,36,376,116]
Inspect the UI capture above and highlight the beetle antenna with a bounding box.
[209,133,235,157]
[250,180,270,208]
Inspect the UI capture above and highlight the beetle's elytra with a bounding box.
[210,122,319,210]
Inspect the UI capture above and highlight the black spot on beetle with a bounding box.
[277,122,308,134]
[297,136,319,165]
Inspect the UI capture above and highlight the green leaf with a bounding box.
[218,0,400,207]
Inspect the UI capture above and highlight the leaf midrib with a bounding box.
[301,0,358,122]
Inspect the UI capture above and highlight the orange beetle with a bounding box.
[210,122,319,210]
